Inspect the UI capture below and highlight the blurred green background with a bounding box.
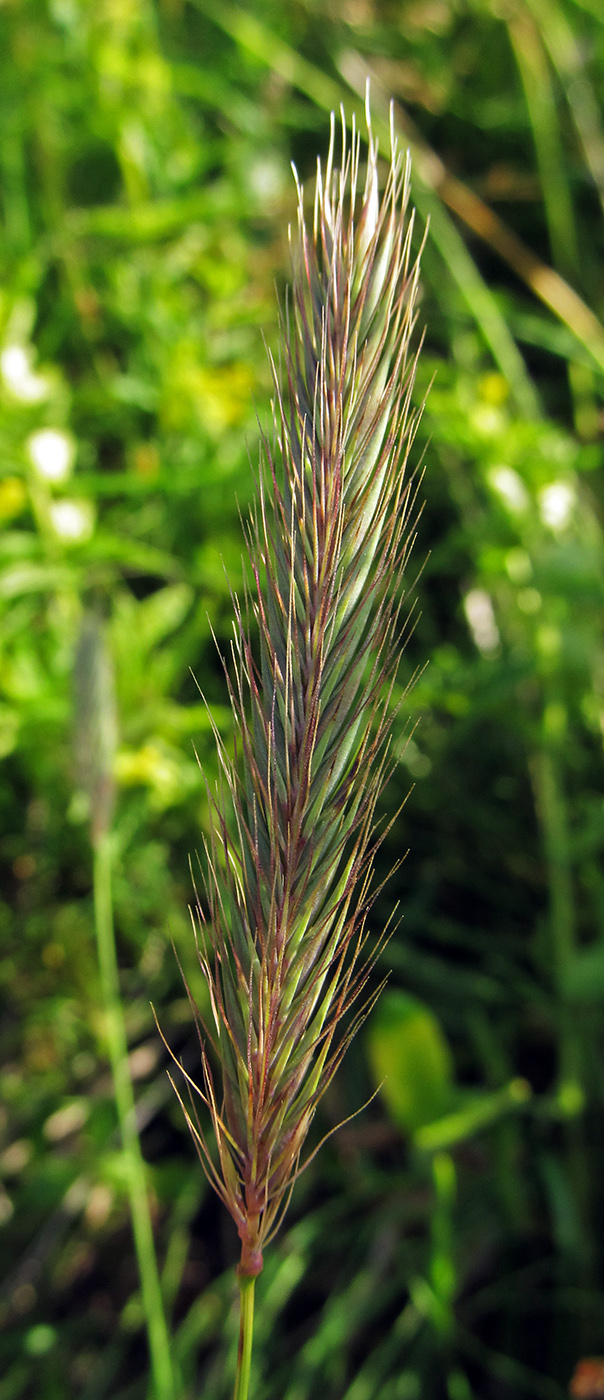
[2,0,604,1396]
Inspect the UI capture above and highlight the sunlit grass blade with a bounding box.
[526,0,604,218]
[507,9,578,280]
[506,5,599,436]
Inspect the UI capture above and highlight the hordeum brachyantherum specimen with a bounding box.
[163,98,427,1400]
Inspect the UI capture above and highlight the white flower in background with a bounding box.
[27,428,75,483]
[1,345,49,403]
[248,156,286,204]
[464,588,500,655]
[539,481,575,532]
[488,465,529,515]
[49,499,94,543]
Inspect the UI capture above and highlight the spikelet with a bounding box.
[169,100,425,1278]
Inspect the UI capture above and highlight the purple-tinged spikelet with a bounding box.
[169,100,425,1278]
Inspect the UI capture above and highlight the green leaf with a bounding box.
[366,990,454,1134]
[134,584,194,650]
[0,563,72,598]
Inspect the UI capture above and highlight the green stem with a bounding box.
[233,1274,256,1400]
[532,748,592,1283]
[93,831,175,1400]
[429,1152,456,1338]
[533,752,574,987]
[532,748,579,1086]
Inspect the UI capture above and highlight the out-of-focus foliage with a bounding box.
[368,991,454,1135]
[2,0,604,1397]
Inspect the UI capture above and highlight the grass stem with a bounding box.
[234,1275,256,1400]
[532,749,576,1072]
[93,830,175,1400]
[531,749,593,1285]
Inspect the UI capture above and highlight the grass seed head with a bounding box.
[170,100,425,1277]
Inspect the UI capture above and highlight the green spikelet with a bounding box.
[169,100,425,1279]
